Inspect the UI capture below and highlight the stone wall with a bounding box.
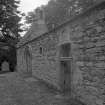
[30,32,60,89]
[66,8,105,105]
[17,2,105,105]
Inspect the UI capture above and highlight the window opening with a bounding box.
[39,47,43,55]
[60,43,71,57]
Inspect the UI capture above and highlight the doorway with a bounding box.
[60,60,72,94]
[24,45,32,75]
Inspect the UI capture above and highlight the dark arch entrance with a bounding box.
[24,45,32,75]
[0,56,16,72]
[0,45,17,73]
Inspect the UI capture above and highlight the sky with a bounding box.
[19,0,49,14]
[18,0,50,36]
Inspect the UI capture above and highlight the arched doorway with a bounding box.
[0,39,17,73]
[0,56,15,72]
[24,45,32,75]
[0,45,16,73]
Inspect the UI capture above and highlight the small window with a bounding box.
[60,43,71,57]
[39,47,43,55]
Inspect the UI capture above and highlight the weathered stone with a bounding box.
[96,26,103,33]
[17,2,105,105]
[94,62,105,68]
[76,61,84,66]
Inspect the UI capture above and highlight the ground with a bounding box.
[0,72,83,105]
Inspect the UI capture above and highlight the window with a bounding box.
[39,47,43,55]
[60,43,71,57]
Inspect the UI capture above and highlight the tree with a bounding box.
[44,0,97,29]
[0,0,23,40]
[25,0,98,30]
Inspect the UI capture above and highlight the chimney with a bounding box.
[35,7,46,25]
[23,7,48,41]
[30,7,48,38]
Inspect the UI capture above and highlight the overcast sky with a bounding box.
[19,0,49,14]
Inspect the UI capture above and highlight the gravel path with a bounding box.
[0,72,83,105]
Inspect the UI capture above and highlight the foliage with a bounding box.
[25,0,98,30]
[0,0,23,40]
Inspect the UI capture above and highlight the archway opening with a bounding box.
[0,56,16,73]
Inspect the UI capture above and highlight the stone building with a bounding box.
[17,1,105,105]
